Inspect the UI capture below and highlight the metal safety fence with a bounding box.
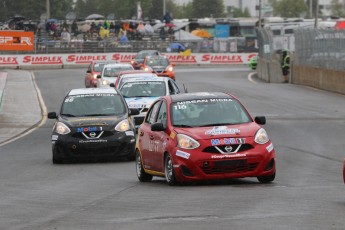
[294,28,345,71]
[0,36,249,55]
[257,27,345,71]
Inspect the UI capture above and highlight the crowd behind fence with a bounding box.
[257,27,345,71]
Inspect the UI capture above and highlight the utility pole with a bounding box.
[314,0,319,28]
[258,0,262,27]
[46,0,50,19]
[309,0,313,18]
[163,0,166,16]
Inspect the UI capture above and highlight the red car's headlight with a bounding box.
[254,128,269,144]
[167,66,174,72]
[177,134,200,149]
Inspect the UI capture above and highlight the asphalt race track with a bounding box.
[0,65,345,230]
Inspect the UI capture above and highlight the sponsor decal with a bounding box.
[201,54,243,64]
[66,54,107,63]
[266,143,274,152]
[127,103,145,108]
[52,135,58,141]
[170,131,176,139]
[166,54,197,63]
[211,153,246,159]
[0,31,34,51]
[112,53,136,62]
[176,150,190,159]
[211,138,246,146]
[205,126,240,135]
[79,139,107,143]
[0,57,18,65]
[23,55,63,64]
[76,127,98,133]
[125,131,135,136]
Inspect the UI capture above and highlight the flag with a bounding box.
[137,1,142,20]
[179,49,192,57]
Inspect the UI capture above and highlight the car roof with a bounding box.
[169,92,234,102]
[68,88,118,96]
[146,55,167,60]
[118,70,147,75]
[120,73,158,78]
[121,76,169,84]
[103,63,132,68]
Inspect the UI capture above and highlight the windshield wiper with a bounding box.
[61,113,76,117]
[198,123,234,127]
[83,114,108,117]
[174,124,193,127]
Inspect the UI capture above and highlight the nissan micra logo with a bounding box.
[225,146,233,153]
[89,132,97,138]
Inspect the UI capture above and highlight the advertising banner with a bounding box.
[0,31,34,51]
[0,52,257,67]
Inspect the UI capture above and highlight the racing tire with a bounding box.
[257,172,275,183]
[136,150,153,182]
[164,153,177,186]
[52,150,64,164]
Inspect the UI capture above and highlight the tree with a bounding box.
[272,0,308,18]
[191,0,225,18]
[231,7,251,18]
[330,0,345,17]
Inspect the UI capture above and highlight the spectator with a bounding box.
[109,22,115,33]
[60,27,71,48]
[163,11,172,23]
[159,27,166,40]
[71,20,78,35]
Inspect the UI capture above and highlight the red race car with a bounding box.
[140,55,176,80]
[136,92,276,185]
[85,61,113,88]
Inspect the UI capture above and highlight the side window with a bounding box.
[156,100,167,126]
[168,80,176,95]
[172,80,180,94]
[146,101,162,125]
[88,64,92,72]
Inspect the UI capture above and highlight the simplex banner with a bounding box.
[0,52,257,67]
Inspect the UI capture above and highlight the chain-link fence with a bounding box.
[0,35,248,55]
[294,28,345,71]
[257,27,345,71]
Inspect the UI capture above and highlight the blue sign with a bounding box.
[215,24,230,38]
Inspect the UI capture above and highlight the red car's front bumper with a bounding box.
[170,143,276,183]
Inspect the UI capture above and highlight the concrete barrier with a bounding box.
[293,65,345,95]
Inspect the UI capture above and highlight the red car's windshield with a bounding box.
[171,99,252,127]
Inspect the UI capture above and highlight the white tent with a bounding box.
[174,30,203,41]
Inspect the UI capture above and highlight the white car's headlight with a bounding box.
[115,119,130,132]
[254,128,269,144]
[102,80,108,85]
[177,134,200,149]
[55,122,71,135]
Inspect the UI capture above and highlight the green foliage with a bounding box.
[192,0,225,18]
[273,0,308,18]
[330,0,345,17]
[231,7,251,18]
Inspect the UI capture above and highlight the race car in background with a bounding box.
[118,76,181,130]
[84,60,115,88]
[97,63,134,88]
[140,55,176,80]
[131,50,161,69]
[135,92,276,185]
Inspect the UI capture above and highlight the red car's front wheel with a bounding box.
[165,153,177,186]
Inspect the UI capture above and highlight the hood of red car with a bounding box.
[174,123,260,140]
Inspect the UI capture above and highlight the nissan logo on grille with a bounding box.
[224,146,233,153]
[89,132,97,138]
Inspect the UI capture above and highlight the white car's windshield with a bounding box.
[120,81,166,97]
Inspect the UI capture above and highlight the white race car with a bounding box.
[119,76,182,129]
